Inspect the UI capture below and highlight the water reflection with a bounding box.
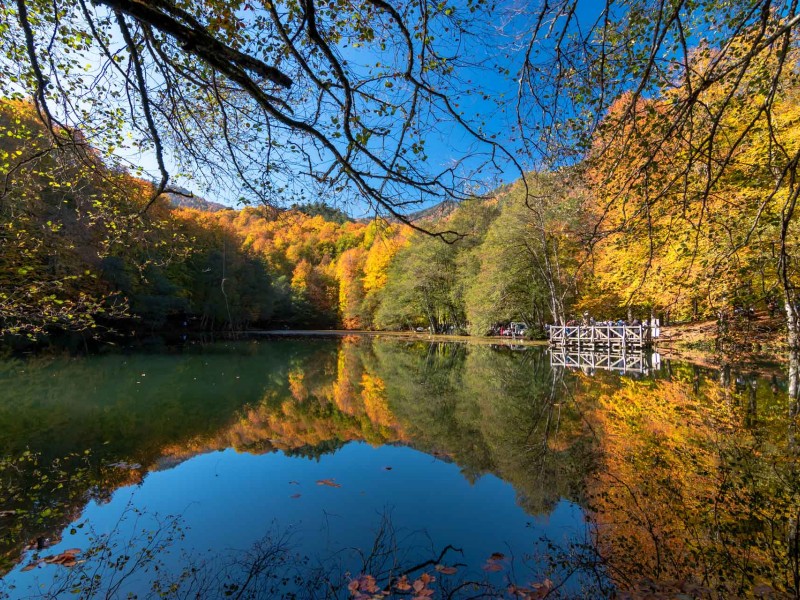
[579,360,800,598]
[0,336,798,598]
[549,347,661,376]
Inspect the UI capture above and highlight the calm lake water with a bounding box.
[0,336,797,599]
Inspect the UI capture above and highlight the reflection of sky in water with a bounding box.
[2,337,792,598]
[5,443,589,597]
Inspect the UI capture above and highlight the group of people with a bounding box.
[562,313,650,328]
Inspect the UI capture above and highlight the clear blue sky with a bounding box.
[118,1,612,216]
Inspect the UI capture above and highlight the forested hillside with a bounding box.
[3,26,800,346]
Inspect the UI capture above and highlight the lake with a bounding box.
[0,335,797,599]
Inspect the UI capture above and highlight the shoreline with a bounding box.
[249,329,550,347]
[251,327,788,370]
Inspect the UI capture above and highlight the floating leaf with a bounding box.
[395,575,411,591]
[290,493,301,499]
[43,548,81,567]
[316,478,342,488]
[435,564,458,575]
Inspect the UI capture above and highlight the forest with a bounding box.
[1,1,799,349]
[2,64,798,344]
[3,3,800,596]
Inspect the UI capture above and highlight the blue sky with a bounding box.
[110,0,538,214]
[60,1,638,216]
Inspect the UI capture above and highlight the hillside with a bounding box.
[165,189,230,212]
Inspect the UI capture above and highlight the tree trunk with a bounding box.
[790,349,799,406]
[788,348,799,453]
[787,297,799,351]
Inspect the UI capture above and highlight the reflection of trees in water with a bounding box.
[578,364,800,598]
[6,338,800,597]
[1,339,597,589]
[370,341,594,515]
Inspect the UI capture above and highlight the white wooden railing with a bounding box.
[547,322,660,347]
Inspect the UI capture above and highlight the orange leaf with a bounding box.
[395,575,411,591]
[435,564,458,575]
[316,478,342,488]
[44,549,82,567]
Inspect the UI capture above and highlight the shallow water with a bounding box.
[0,336,796,598]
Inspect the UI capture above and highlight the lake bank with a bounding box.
[655,316,788,369]
[251,328,550,347]
[253,326,789,370]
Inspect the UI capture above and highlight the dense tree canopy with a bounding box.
[517,0,800,346]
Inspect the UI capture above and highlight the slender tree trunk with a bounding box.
[788,349,799,453]
[787,297,799,351]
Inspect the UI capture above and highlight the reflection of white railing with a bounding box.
[549,348,661,375]
[548,322,660,347]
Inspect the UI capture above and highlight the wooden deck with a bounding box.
[547,322,659,348]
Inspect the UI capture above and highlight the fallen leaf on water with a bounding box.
[43,548,81,567]
[316,478,341,488]
[288,481,300,485]
[482,562,503,572]
[383,466,393,471]
[290,493,301,499]
[435,564,458,575]
[21,562,39,572]
[395,575,411,591]
[489,552,505,561]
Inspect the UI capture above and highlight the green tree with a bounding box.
[466,173,584,334]
[374,199,497,332]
